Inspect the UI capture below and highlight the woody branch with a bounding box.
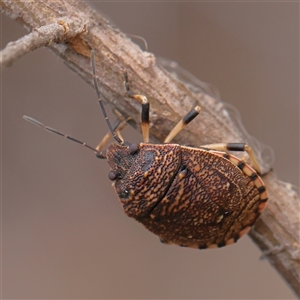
[1,0,299,297]
[0,17,85,67]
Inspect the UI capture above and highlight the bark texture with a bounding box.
[1,0,299,296]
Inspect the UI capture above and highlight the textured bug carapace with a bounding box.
[23,50,268,250]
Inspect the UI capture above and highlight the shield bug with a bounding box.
[23,50,268,249]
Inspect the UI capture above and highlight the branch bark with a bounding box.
[1,0,299,297]
[0,16,85,66]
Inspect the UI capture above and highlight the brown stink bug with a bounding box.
[23,50,268,249]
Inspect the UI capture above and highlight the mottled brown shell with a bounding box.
[107,143,268,249]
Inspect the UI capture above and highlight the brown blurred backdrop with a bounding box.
[2,2,298,299]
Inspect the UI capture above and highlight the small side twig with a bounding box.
[0,17,85,67]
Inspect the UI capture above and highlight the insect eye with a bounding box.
[108,171,117,181]
[119,189,130,199]
[129,143,139,154]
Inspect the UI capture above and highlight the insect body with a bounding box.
[24,51,268,249]
[107,142,267,249]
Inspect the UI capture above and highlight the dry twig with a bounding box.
[0,17,85,66]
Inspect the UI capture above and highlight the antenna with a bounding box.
[23,116,106,158]
[91,50,123,144]
[23,51,125,157]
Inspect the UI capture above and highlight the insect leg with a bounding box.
[95,111,130,154]
[164,106,201,143]
[124,72,150,143]
[200,143,261,174]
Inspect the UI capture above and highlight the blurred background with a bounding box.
[2,1,298,299]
